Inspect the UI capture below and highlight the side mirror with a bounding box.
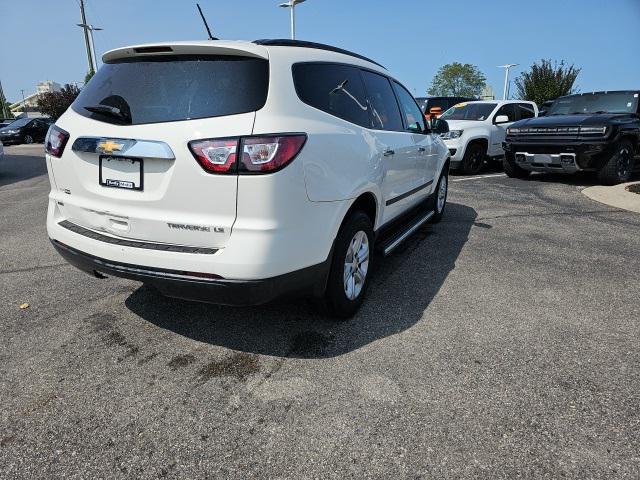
[430,118,449,134]
[494,115,510,124]
[538,110,547,117]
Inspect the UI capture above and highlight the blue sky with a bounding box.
[2,0,639,103]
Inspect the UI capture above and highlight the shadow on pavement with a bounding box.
[125,202,477,359]
[0,146,47,188]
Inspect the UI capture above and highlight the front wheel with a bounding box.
[503,153,530,179]
[597,140,635,185]
[461,143,485,175]
[23,135,34,144]
[322,211,374,319]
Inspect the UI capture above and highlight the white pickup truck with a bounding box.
[439,100,538,174]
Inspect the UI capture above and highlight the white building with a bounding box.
[10,80,62,118]
[481,85,496,100]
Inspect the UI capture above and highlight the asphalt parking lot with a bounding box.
[1,144,639,479]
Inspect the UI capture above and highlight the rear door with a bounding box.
[360,70,419,224]
[50,51,269,249]
[391,81,437,193]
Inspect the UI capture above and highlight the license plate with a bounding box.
[533,154,553,164]
[99,156,143,190]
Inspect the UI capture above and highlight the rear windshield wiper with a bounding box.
[84,104,130,123]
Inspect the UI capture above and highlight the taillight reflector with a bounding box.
[45,125,70,158]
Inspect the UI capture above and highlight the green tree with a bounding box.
[36,84,81,120]
[514,59,581,106]
[428,63,486,97]
[0,90,13,119]
[84,70,95,85]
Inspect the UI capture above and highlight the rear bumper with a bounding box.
[51,239,330,306]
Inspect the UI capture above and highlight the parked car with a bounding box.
[503,90,640,185]
[0,117,52,145]
[438,100,538,174]
[417,96,476,120]
[45,39,451,318]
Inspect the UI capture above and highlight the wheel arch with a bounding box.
[345,191,379,230]
[465,136,489,155]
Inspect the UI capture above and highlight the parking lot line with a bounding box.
[451,173,507,182]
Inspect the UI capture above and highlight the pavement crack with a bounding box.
[0,263,69,275]
[476,208,627,221]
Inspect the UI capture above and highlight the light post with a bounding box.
[278,0,307,40]
[498,64,518,100]
[77,23,103,72]
[20,89,26,116]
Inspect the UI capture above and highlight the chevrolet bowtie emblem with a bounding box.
[97,140,124,154]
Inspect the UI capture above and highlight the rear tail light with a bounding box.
[240,135,306,173]
[45,125,70,158]
[188,138,238,173]
[189,134,306,175]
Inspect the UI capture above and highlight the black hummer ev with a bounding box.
[503,90,640,184]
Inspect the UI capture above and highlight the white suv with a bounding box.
[439,100,538,174]
[45,39,450,317]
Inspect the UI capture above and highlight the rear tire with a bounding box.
[428,168,448,223]
[597,140,634,185]
[321,211,374,319]
[461,143,485,175]
[503,153,530,179]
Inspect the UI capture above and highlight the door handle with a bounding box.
[383,149,395,157]
[418,147,427,153]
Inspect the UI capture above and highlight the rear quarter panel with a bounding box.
[252,49,384,213]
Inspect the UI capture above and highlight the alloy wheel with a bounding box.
[437,175,448,213]
[343,230,369,301]
[617,146,632,179]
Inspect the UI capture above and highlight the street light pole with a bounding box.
[78,24,104,72]
[78,0,94,74]
[20,89,26,116]
[498,64,518,100]
[279,0,307,40]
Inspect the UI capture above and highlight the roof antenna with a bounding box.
[196,3,218,40]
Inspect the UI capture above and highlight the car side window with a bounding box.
[494,104,516,122]
[292,63,370,128]
[517,103,536,120]
[392,81,427,133]
[360,70,404,131]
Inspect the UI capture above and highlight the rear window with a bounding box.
[72,55,269,125]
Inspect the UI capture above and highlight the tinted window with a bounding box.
[72,55,269,125]
[292,63,370,127]
[6,118,31,128]
[516,103,535,120]
[360,71,403,131]
[425,98,451,112]
[441,103,497,121]
[494,104,517,122]
[392,81,426,133]
[548,92,639,115]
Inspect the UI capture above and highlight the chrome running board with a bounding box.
[379,211,434,256]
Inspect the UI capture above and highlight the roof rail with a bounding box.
[252,39,385,69]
